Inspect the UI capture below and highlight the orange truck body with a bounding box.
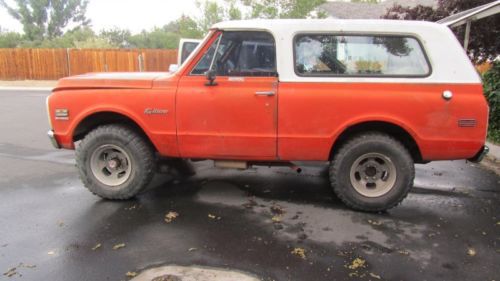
[47,20,489,164]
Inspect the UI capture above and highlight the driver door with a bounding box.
[176,31,278,160]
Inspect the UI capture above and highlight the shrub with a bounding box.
[483,61,500,143]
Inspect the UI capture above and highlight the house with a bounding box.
[321,0,437,19]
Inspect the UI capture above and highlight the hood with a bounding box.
[55,72,169,90]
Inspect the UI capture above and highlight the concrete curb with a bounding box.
[486,141,500,162]
[0,87,54,91]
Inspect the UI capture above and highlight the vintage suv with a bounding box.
[46,19,489,212]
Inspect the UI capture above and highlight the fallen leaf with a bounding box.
[367,219,382,226]
[3,267,17,277]
[164,211,179,223]
[467,248,476,256]
[242,199,257,209]
[270,204,285,215]
[291,247,306,259]
[348,258,366,270]
[370,272,381,279]
[91,243,102,251]
[112,243,126,250]
[271,215,282,223]
[126,271,137,277]
[125,204,138,211]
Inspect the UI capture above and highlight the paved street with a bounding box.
[0,89,499,281]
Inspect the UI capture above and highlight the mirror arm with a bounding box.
[204,34,222,87]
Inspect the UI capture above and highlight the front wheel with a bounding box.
[76,124,156,200]
[329,133,414,212]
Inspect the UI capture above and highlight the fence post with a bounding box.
[138,53,144,72]
[66,48,71,76]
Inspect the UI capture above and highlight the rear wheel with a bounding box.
[76,124,155,199]
[329,133,414,212]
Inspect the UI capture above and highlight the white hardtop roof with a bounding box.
[208,18,480,84]
[212,19,448,34]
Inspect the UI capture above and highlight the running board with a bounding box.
[214,160,249,170]
[214,160,302,173]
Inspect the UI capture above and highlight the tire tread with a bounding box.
[76,124,155,200]
[329,132,415,212]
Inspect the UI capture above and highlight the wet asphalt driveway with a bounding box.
[0,90,499,281]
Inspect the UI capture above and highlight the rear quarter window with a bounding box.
[293,34,431,77]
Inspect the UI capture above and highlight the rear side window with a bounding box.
[294,34,430,77]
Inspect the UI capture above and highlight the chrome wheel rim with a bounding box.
[90,144,132,186]
[349,152,397,198]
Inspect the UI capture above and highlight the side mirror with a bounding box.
[168,64,179,73]
[205,69,218,86]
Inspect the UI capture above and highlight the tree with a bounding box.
[23,26,97,48]
[164,16,204,39]
[382,0,499,63]
[227,0,242,20]
[128,28,180,49]
[242,0,327,19]
[196,0,226,32]
[100,28,132,48]
[482,61,500,142]
[0,0,90,41]
[193,0,327,33]
[0,28,22,48]
[351,0,380,3]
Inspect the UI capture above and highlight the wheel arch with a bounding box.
[329,121,424,163]
[72,111,158,152]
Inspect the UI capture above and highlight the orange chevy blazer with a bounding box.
[46,19,489,211]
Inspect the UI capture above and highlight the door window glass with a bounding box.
[191,31,277,77]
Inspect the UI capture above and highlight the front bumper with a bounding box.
[48,130,61,149]
[468,145,489,163]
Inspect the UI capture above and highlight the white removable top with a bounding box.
[209,19,481,84]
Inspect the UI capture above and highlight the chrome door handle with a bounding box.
[255,91,275,96]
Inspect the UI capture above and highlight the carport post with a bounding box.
[464,20,471,51]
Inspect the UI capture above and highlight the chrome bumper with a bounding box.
[47,130,61,149]
[468,145,489,163]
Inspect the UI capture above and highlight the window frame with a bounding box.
[189,33,222,76]
[292,33,433,78]
[189,30,278,77]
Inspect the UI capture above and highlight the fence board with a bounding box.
[0,48,178,80]
[143,49,177,72]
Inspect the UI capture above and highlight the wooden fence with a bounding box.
[0,48,178,80]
